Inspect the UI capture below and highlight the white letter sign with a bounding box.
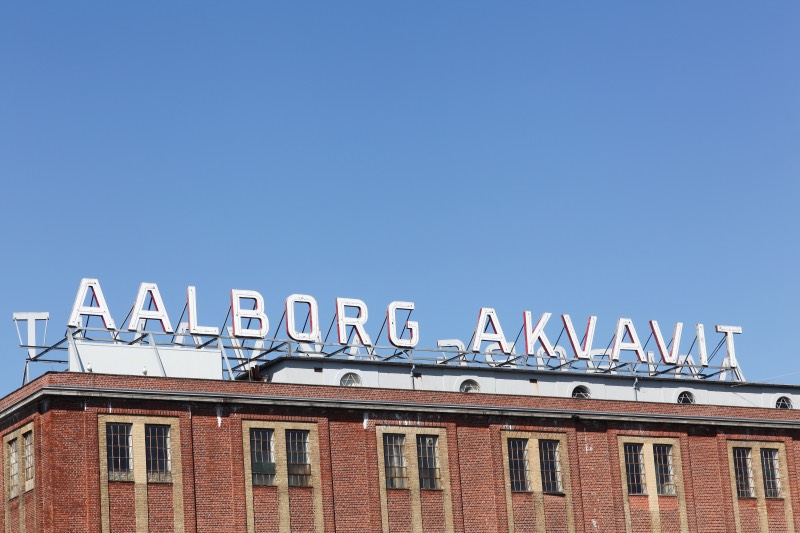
[231,289,269,338]
[336,298,372,346]
[562,314,597,360]
[716,325,742,368]
[387,301,419,349]
[68,278,116,329]
[187,286,220,336]
[610,318,647,362]
[128,282,174,333]
[649,320,683,364]
[523,311,556,357]
[285,294,321,342]
[472,308,511,354]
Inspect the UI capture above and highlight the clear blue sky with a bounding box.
[1,2,798,394]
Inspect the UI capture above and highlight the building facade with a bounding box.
[2,363,800,533]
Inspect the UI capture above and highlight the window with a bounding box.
[416,435,441,489]
[623,443,646,495]
[286,430,311,487]
[107,423,134,482]
[459,379,480,393]
[571,385,590,399]
[340,372,362,387]
[677,391,695,404]
[776,396,792,409]
[507,438,530,492]
[539,440,563,493]
[250,428,276,486]
[733,447,754,498]
[8,439,18,499]
[383,434,408,489]
[653,444,675,496]
[23,431,34,490]
[761,449,781,498]
[145,425,171,483]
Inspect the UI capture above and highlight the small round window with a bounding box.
[571,385,591,399]
[677,391,695,404]
[459,379,480,393]
[776,396,792,409]
[340,372,362,387]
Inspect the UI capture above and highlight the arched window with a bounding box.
[571,385,591,399]
[339,372,362,387]
[677,391,695,404]
[776,396,793,409]
[459,379,480,393]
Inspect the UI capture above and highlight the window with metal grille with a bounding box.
[459,379,480,393]
[776,396,792,409]
[145,425,171,483]
[23,432,34,488]
[383,434,408,489]
[623,443,646,495]
[571,385,590,399]
[653,444,675,496]
[250,428,276,486]
[416,435,440,490]
[107,423,134,482]
[8,439,18,499]
[677,391,695,404]
[733,447,754,498]
[761,449,781,498]
[286,430,311,487]
[539,440,563,493]
[340,372,362,387]
[507,438,530,492]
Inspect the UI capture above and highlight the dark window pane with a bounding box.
[383,434,408,489]
[539,440,562,493]
[286,430,311,487]
[623,443,645,495]
[416,435,440,490]
[145,425,171,483]
[508,438,530,492]
[107,423,134,482]
[250,428,276,486]
[761,449,781,498]
[653,444,675,496]
[733,447,754,498]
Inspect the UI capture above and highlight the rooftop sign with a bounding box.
[13,278,746,382]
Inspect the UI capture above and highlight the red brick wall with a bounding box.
[3,373,800,532]
[510,492,536,532]
[107,482,135,532]
[147,482,173,532]
[386,489,412,532]
[542,493,567,532]
[252,485,280,532]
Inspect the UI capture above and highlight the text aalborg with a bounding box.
[67,278,742,368]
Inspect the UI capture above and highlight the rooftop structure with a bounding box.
[2,280,794,532]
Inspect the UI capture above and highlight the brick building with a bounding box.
[2,355,800,533]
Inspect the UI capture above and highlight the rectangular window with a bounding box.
[653,444,675,496]
[733,447,754,498]
[761,448,781,498]
[539,440,563,493]
[250,428,276,486]
[8,439,18,499]
[23,431,34,490]
[383,433,408,489]
[286,430,311,487]
[416,435,441,490]
[507,438,530,492]
[623,443,646,495]
[145,425,171,483]
[107,423,134,482]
